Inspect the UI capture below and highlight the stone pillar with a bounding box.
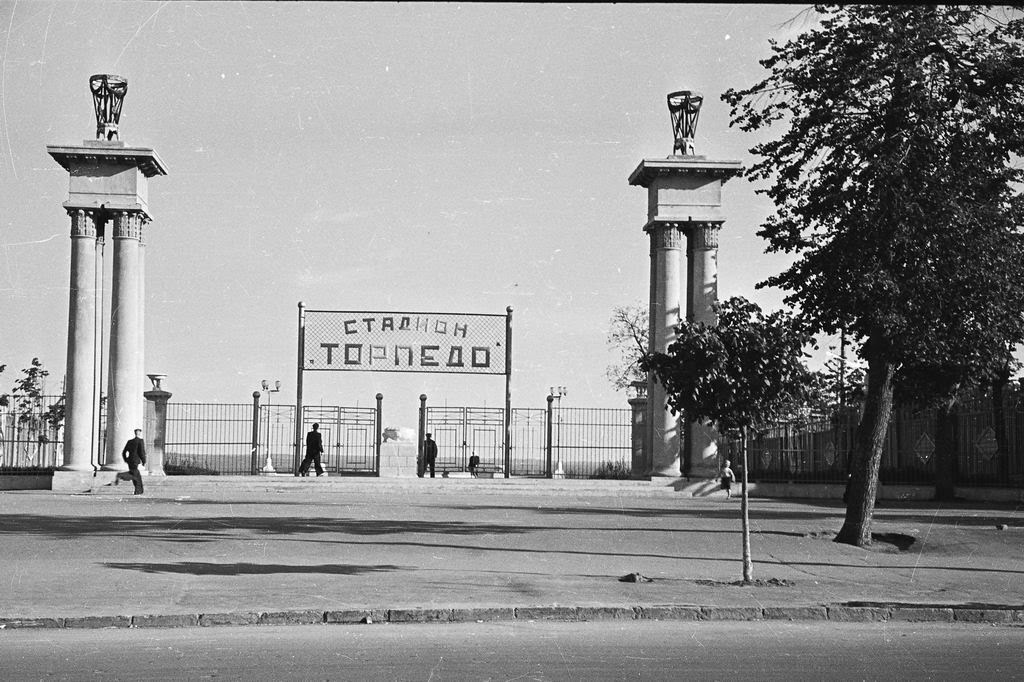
[684,222,722,478]
[60,209,100,472]
[138,233,146,437]
[627,381,649,479]
[143,374,170,476]
[645,221,684,477]
[104,211,145,470]
[630,154,742,483]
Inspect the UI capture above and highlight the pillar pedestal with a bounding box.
[143,374,170,476]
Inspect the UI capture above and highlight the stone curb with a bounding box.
[2,604,1023,631]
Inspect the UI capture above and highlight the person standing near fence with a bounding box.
[423,432,438,478]
[121,428,147,495]
[299,422,325,477]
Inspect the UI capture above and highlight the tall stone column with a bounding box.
[138,232,146,431]
[60,209,100,472]
[645,220,684,477]
[104,211,145,470]
[684,222,723,478]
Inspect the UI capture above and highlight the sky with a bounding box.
[0,2,817,428]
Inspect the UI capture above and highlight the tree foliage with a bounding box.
[605,304,649,392]
[723,5,1024,545]
[642,297,814,438]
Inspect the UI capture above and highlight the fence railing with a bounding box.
[735,395,1024,488]
[0,395,65,470]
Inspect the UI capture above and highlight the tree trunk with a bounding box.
[835,340,895,547]
[934,397,958,501]
[741,426,752,583]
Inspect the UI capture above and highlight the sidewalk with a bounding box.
[1,477,1022,629]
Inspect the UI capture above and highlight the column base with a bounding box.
[58,463,95,473]
[51,470,119,493]
[100,463,129,472]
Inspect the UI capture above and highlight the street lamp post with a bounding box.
[260,379,281,475]
[549,386,567,478]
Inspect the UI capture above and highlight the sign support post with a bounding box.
[293,301,306,475]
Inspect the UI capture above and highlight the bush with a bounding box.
[164,463,220,476]
[589,461,631,480]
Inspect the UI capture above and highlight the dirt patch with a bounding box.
[870,532,916,551]
[694,578,796,588]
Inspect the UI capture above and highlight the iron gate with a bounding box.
[423,407,505,473]
[300,404,381,475]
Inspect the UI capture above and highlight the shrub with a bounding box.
[589,460,631,480]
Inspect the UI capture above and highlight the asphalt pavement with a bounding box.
[1,476,1022,629]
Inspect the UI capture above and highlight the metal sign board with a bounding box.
[303,310,508,375]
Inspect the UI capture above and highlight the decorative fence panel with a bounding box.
[164,402,254,475]
[551,407,631,479]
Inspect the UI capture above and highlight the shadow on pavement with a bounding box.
[102,561,404,576]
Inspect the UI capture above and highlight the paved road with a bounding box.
[3,621,1023,681]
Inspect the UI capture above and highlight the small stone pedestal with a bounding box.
[143,373,170,476]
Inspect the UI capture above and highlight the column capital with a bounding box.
[644,221,685,250]
[110,210,148,240]
[66,208,101,238]
[686,222,722,250]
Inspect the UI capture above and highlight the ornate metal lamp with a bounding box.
[89,74,128,141]
[667,90,703,156]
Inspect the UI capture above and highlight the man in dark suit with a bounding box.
[299,422,325,477]
[121,428,147,495]
[423,432,438,478]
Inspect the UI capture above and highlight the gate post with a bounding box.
[250,391,261,475]
[628,381,649,479]
[418,394,427,478]
[545,394,554,478]
[375,393,383,477]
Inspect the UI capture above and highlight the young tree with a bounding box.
[605,304,649,392]
[643,297,814,582]
[724,6,1024,546]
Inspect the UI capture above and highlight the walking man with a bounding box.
[299,422,325,477]
[121,428,147,495]
[423,432,438,478]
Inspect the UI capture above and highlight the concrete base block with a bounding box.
[450,607,515,622]
[0,617,62,629]
[827,606,890,622]
[199,612,261,627]
[701,606,762,621]
[387,608,452,623]
[132,613,200,628]
[0,474,51,490]
[954,609,1013,623]
[763,606,828,621]
[639,605,702,621]
[379,442,418,478]
[516,606,578,621]
[325,609,386,624]
[51,470,118,493]
[64,615,130,629]
[259,610,324,625]
[890,607,954,622]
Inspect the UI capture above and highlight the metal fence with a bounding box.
[0,395,65,470]
[421,404,631,478]
[164,402,255,475]
[736,395,1024,488]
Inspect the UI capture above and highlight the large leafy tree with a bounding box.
[724,6,1024,546]
[643,297,814,581]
